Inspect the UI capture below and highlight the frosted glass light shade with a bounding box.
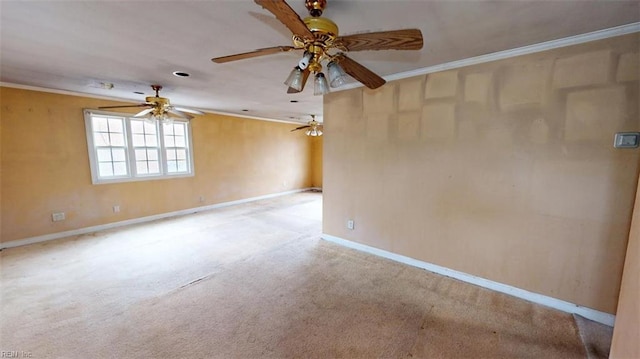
[313,73,330,96]
[327,61,348,88]
[284,66,305,91]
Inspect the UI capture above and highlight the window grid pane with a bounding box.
[113,161,128,176]
[165,148,190,173]
[134,149,160,175]
[92,117,109,132]
[136,161,149,174]
[96,148,128,177]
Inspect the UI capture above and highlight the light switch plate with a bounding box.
[614,132,640,148]
[52,212,65,222]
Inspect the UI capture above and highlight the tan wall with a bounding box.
[1,87,312,243]
[310,136,323,188]
[323,33,639,313]
[610,178,640,357]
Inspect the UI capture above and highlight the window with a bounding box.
[131,119,161,176]
[84,110,194,184]
[163,123,190,173]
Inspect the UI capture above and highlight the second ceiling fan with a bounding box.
[98,85,204,122]
[211,0,423,95]
[291,115,323,136]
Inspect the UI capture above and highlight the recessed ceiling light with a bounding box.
[290,100,298,103]
[242,109,249,112]
[173,71,190,77]
[133,91,144,95]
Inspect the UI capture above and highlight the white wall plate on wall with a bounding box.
[614,132,640,148]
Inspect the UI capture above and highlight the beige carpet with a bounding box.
[0,192,610,358]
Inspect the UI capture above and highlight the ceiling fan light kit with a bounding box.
[211,0,423,96]
[306,127,323,136]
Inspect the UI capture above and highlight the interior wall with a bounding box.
[310,136,323,188]
[0,87,312,243]
[610,177,640,358]
[323,33,639,314]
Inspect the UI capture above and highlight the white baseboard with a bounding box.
[0,189,316,250]
[321,234,615,327]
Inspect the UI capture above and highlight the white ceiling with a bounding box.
[1,0,639,124]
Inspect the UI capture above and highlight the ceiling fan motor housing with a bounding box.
[145,96,170,116]
[303,17,338,37]
[295,16,339,72]
[146,96,170,107]
[294,16,339,46]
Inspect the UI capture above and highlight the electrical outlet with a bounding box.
[113,205,120,213]
[347,219,355,230]
[199,196,205,203]
[52,212,65,222]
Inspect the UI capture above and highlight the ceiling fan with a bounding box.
[291,115,323,136]
[211,0,423,95]
[98,85,204,121]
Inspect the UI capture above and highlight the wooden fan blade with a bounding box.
[174,106,204,115]
[287,68,311,93]
[334,53,386,90]
[291,125,311,132]
[337,29,423,52]
[168,109,194,120]
[212,46,297,63]
[254,0,314,39]
[98,104,148,110]
[133,108,154,118]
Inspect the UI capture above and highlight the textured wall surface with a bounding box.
[311,136,323,188]
[323,33,639,313]
[610,178,640,358]
[1,87,312,242]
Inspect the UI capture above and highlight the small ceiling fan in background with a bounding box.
[212,0,423,95]
[98,85,204,122]
[291,115,323,136]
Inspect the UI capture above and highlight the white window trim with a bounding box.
[84,109,195,184]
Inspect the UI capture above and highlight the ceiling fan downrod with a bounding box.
[305,0,327,17]
[151,85,163,97]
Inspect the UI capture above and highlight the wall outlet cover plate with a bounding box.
[614,132,640,148]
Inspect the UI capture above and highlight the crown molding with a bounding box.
[335,22,640,92]
[0,82,300,125]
